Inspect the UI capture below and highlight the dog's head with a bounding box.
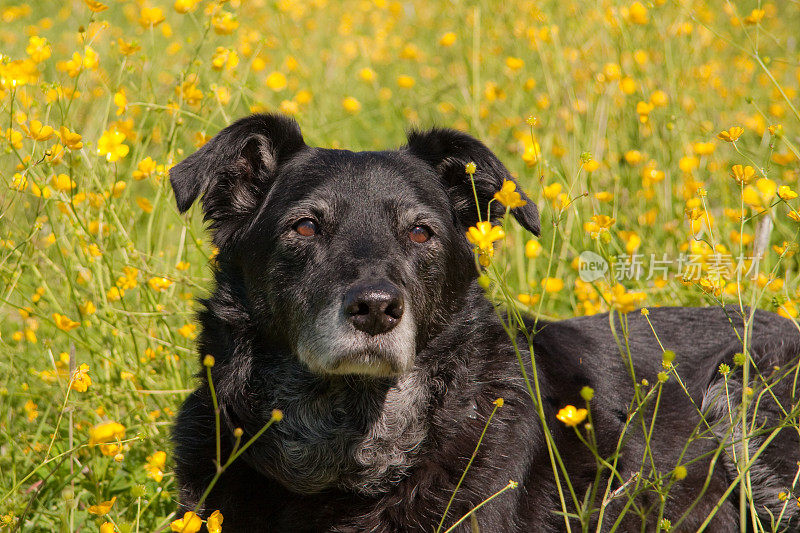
[170,114,539,377]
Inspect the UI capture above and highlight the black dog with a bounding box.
[169,113,800,532]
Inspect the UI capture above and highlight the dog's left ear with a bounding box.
[405,128,540,236]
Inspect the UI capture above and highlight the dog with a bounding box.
[169,113,800,532]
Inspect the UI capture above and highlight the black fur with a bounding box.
[170,114,800,532]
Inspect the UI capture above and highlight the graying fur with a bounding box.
[242,367,429,496]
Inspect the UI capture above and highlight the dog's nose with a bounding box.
[343,283,404,336]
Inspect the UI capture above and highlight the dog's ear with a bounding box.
[169,113,306,245]
[405,128,540,236]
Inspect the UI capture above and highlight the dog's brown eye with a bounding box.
[409,225,431,243]
[294,219,318,237]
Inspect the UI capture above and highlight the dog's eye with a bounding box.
[409,225,431,243]
[294,218,318,237]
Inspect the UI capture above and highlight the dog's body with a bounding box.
[170,114,800,532]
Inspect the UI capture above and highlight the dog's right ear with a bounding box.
[405,127,540,236]
[169,113,306,246]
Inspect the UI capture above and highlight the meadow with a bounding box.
[0,0,799,531]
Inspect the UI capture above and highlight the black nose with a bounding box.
[343,282,404,336]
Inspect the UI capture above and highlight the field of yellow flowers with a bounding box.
[1,0,799,531]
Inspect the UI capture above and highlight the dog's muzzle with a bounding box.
[296,281,416,377]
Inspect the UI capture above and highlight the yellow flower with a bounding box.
[97,129,129,162]
[177,79,203,106]
[80,47,99,70]
[148,276,173,292]
[607,283,646,313]
[755,178,777,199]
[466,221,505,252]
[525,239,541,259]
[635,100,654,123]
[53,313,80,332]
[342,96,361,114]
[212,11,239,34]
[100,523,116,533]
[540,277,564,293]
[594,191,613,202]
[51,173,76,192]
[556,405,588,427]
[1,58,39,86]
[133,157,158,180]
[677,156,698,173]
[743,9,765,25]
[649,90,668,107]
[174,0,201,14]
[79,301,97,315]
[22,120,55,141]
[88,497,116,516]
[89,421,125,445]
[71,363,92,392]
[139,6,165,27]
[543,182,562,200]
[729,164,755,185]
[505,57,524,70]
[24,400,39,421]
[114,89,127,116]
[26,36,51,63]
[627,2,648,24]
[117,38,141,55]
[84,0,108,13]
[137,197,153,213]
[145,450,167,482]
[397,75,415,89]
[717,126,743,142]
[265,71,287,91]
[107,287,124,301]
[207,510,224,533]
[439,32,456,47]
[591,214,616,229]
[493,180,527,209]
[692,142,715,156]
[211,47,239,71]
[624,150,643,165]
[619,77,637,95]
[178,323,197,338]
[59,127,83,150]
[171,512,203,533]
[778,185,797,201]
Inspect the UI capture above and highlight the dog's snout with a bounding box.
[344,283,404,336]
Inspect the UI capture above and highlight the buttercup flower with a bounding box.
[730,164,755,185]
[71,363,92,392]
[717,126,743,142]
[89,421,126,445]
[88,497,116,516]
[170,511,202,533]
[97,129,129,162]
[493,180,527,208]
[207,510,224,533]
[466,221,505,252]
[556,405,588,426]
[53,313,80,331]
